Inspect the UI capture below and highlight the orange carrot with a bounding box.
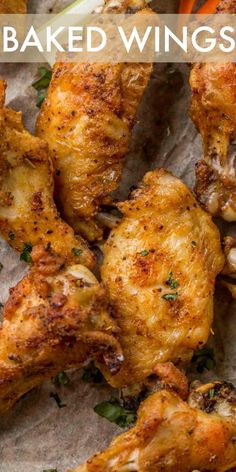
[179,0,196,14]
[196,0,219,13]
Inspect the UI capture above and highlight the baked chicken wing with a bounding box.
[0,245,123,412]
[190,0,236,221]
[0,81,94,269]
[70,380,236,472]
[0,81,123,411]
[36,0,152,241]
[99,169,224,388]
[0,0,26,13]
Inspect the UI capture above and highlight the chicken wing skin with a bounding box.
[0,0,26,13]
[70,380,236,472]
[99,169,224,388]
[190,0,236,221]
[36,0,152,241]
[0,81,94,269]
[217,236,236,298]
[0,80,124,410]
[0,245,123,412]
[222,236,236,278]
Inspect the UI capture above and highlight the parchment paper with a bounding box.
[0,0,235,471]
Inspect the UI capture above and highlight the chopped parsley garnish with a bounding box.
[43,469,58,472]
[139,250,149,257]
[82,362,103,384]
[94,397,136,428]
[162,293,178,301]
[209,388,215,399]
[166,272,178,289]
[191,347,216,373]
[52,371,70,386]
[43,469,57,472]
[32,66,52,108]
[36,90,47,108]
[191,241,197,247]
[72,247,83,257]
[8,231,15,240]
[50,392,66,409]
[33,66,52,89]
[0,262,3,272]
[20,242,32,263]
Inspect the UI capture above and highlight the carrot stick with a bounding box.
[179,0,196,14]
[196,0,219,13]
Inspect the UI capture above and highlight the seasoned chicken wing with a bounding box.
[70,380,236,472]
[0,81,94,269]
[99,169,224,388]
[0,0,26,13]
[0,246,123,412]
[36,0,152,241]
[0,80,124,410]
[190,0,236,221]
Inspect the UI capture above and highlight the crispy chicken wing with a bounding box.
[99,169,224,387]
[70,380,236,472]
[36,0,152,241]
[0,0,26,13]
[0,81,94,268]
[0,81,124,410]
[0,246,123,412]
[190,0,236,221]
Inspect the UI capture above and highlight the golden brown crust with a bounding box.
[153,363,188,401]
[0,81,94,268]
[0,0,26,13]
[219,236,236,298]
[216,0,236,13]
[36,2,152,241]
[0,80,125,411]
[99,169,224,388]
[71,382,236,472]
[221,236,236,277]
[0,246,123,412]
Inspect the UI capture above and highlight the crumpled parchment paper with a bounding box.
[0,0,235,471]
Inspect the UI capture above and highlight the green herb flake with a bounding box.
[94,397,136,428]
[191,240,197,247]
[52,371,70,386]
[166,272,178,289]
[32,66,52,108]
[43,469,58,472]
[139,250,149,257]
[72,247,83,257]
[33,67,52,90]
[82,362,103,384]
[0,262,3,272]
[209,388,215,399]
[8,231,15,240]
[50,392,66,409]
[36,90,47,108]
[191,347,216,373]
[20,242,33,263]
[162,293,178,301]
